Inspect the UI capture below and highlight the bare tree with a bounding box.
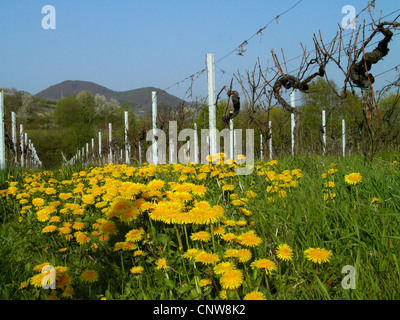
[17,92,33,124]
[265,39,334,156]
[314,3,400,161]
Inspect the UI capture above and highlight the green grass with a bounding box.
[1,153,400,300]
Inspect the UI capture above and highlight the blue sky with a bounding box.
[1,0,399,101]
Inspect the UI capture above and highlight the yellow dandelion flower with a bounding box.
[199,279,212,287]
[243,291,267,300]
[344,173,362,186]
[213,262,237,275]
[236,230,263,247]
[42,225,58,234]
[59,193,73,201]
[74,231,91,245]
[36,209,51,222]
[81,194,95,205]
[183,249,200,260]
[194,251,220,265]
[59,225,72,235]
[222,184,234,192]
[45,188,57,195]
[30,273,47,288]
[72,221,85,230]
[236,249,252,263]
[155,258,169,270]
[125,228,145,243]
[56,273,71,288]
[61,286,74,299]
[222,233,237,243]
[236,220,247,227]
[32,198,45,207]
[324,181,335,188]
[133,250,144,257]
[250,259,277,275]
[191,231,211,242]
[371,197,380,204]
[213,226,226,236]
[219,290,228,300]
[276,244,293,261]
[130,266,144,274]
[114,242,127,251]
[224,249,239,259]
[49,216,60,223]
[304,247,333,264]
[80,270,99,283]
[147,179,165,190]
[99,220,118,235]
[231,199,245,206]
[240,208,252,216]
[220,269,243,290]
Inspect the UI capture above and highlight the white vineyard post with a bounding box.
[207,53,217,158]
[269,120,273,160]
[11,111,17,165]
[290,91,295,157]
[322,109,326,155]
[139,141,142,165]
[0,91,5,169]
[91,138,94,162]
[152,91,158,165]
[229,116,234,162]
[108,123,112,164]
[20,124,24,167]
[24,133,28,168]
[86,143,89,163]
[260,134,264,161]
[194,123,199,164]
[124,111,130,165]
[342,119,346,157]
[98,131,102,165]
[28,139,32,168]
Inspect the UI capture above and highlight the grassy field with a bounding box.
[1,153,400,300]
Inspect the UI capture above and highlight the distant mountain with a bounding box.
[35,80,114,100]
[34,80,186,114]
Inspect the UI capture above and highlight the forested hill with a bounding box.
[35,80,186,112]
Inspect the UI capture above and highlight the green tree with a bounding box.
[53,96,84,127]
[76,90,96,125]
